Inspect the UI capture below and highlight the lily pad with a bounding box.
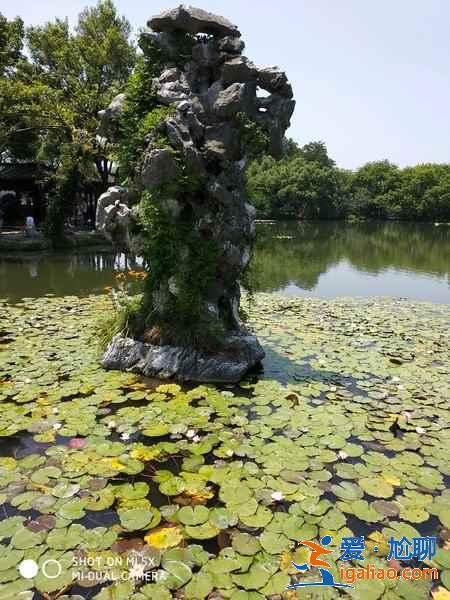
[178,506,209,526]
[359,477,394,498]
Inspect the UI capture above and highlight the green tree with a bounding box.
[0,13,24,75]
[0,1,136,243]
[246,141,343,219]
[349,160,401,219]
[26,0,136,186]
[299,140,335,168]
[0,13,42,159]
[397,164,450,220]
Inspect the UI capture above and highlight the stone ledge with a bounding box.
[102,331,265,383]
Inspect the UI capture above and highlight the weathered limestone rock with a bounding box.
[148,5,240,38]
[218,36,245,55]
[204,123,239,160]
[96,186,132,250]
[221,57,257,85]
[98,94,126,141]
[102,332,264,383]
[257,66,293,98]
[97,5,295,383]
[153,73,190,104]
[212,83,252,118]
[141,148,180,188]
[96,186,128,231]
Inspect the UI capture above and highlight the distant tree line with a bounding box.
[246,141,450,221]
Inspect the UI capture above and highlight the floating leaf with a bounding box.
[260,531,290,554]
[118,508,153,531]
[178,506,209,526]
[184,571,213,599]
[185,523,220,540]
[359,477,394,498]
[144,526,183,549]
[232,532,261,556]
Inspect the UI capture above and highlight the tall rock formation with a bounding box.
[97,5,295,382]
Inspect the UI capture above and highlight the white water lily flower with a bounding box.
[192,435,201,443]
[271,491,284,502]
[52,407,59,414]
[416,426,426,434]
[53,422,62,430]
[120,432,130,441]
[226,449,234,457]
[107,420,117,429]
[186,429,195,438]
[338,450,348,460]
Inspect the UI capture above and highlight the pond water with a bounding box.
[0,221,449,303]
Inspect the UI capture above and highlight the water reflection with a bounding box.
[0,251,143,302]
[0,222,449,303]
[250,222,450,303]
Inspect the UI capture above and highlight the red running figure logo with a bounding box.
[289,535,354,589]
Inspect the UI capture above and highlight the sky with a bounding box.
[2,0,450,169]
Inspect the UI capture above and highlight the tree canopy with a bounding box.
[246,141,450,222]
[0,0,136,241]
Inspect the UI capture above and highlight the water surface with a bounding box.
[0,222,449,303]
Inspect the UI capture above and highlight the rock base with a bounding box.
[102,332,265,383]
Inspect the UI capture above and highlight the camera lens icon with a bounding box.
[18,559,62,579]
[18,560,39,579]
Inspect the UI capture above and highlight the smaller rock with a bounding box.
[141,148,180,188]
[218,36,245,54]
[96,186,128,230]
[159,67,183,83]
[154,79,190,105]
[98,93,126,140]
[102,335,147,370]
[183,110,204,144]
[166,117,192,151]
[221,57,256,85]
[257,66,293,98]
[102,331,264,383]
[102,201,133,250]
[204,124,239,160]
[177,100,191,113]
[184,146,206,177]
[212,83,251,118]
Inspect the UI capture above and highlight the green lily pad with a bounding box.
[232,532,261,556]
[10,526,46,549]
[185,523,220,540]
[178,506,209,526]
[359,477,394,498]
[260,531,291,554]
[184,571,213,599]
[118,508,154,531]
[239,505,273,528]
